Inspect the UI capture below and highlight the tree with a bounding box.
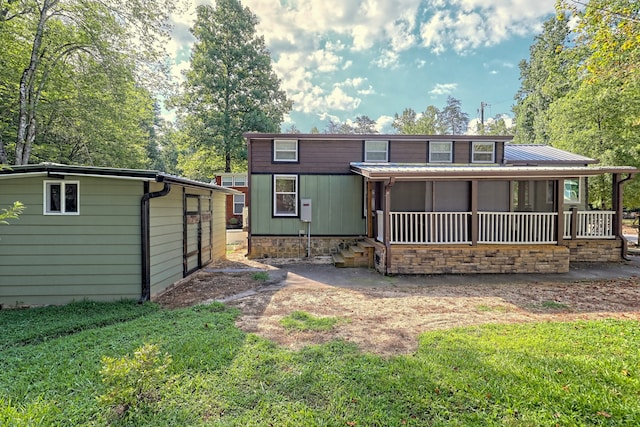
[393,105,445,134]
[3,0,177,165]
[353,115,377,134]
[513,15,574,144]
[174,0,291,175]
[440,96,468,135]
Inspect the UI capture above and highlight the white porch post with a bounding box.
[471,180,478,246]
[556,179,565,245]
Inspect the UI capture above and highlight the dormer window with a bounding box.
[273,139,298,162]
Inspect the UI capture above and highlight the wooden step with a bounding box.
[332,253,346,267]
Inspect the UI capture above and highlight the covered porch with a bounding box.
[351,163,637,275]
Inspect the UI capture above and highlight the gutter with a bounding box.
[617,174,635,261]
[139,181,172,303]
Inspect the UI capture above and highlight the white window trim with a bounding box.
[233,176,247,187]
[273,174,298,216]
[472,141,495,163]
[429,141,453,163]
[43,180,80,215]
[233,194,245,215]
[364,140,389,162]
[564,178,581,204]
[221,176,233,187]
[273,139,298,162]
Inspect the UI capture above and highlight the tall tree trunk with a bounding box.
[16,0,54,165]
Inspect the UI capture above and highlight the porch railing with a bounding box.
[389,212,471,244]
[387,211,616,244]
[478,212,557,244]
[563,210,615,239]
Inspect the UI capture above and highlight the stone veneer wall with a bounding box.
[566,238,622,262]
[375,244,570,275]
[249,236,361,259]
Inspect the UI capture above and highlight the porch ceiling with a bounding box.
[350,162,639,181]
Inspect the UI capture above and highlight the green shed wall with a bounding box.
[0,176,142,306]
[250,174,366,236]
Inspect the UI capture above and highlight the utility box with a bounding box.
[300,198,312,222]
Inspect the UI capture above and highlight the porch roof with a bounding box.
[350,162,638,181]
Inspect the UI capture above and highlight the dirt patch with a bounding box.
[155,248,640,356]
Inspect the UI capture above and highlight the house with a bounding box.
[213,173,248,229]
[244,133,638,275]
[0,163,239,307]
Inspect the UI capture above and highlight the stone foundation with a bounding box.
[566,238,622,262]
[376,244,570,275]
[249,236,361,259]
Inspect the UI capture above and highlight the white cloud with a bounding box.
[375,115,395,133]
[373,49,400,69]
[326,86,361,111]
[430,83,458,96]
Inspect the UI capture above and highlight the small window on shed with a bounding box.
[44,181,79,215]
[472,141,495,163]
[429,141,452,162]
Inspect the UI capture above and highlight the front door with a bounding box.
[184,194,213,276]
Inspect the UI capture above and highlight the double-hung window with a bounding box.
[364,140,388,162]
[273,139,298,162]
[429,141,452,162]
[233,194,245,215]
[472,141,495,163]
[234,175,247,186]
[221,176,233,187]
[44,181,79,215]
[273,175,298,216]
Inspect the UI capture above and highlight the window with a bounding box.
[44,181,79,215]
[273,175,298,216]
[364,140,388,162]
[429,141,452,162]
[472,141,495,163]
[273,139,298,162]
[233,194,245,215]
[564,178,580,204]
[221,176,233,187]
[234,175,247,186]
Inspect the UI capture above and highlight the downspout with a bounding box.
[139,181,172,303]
[616,174,634,260]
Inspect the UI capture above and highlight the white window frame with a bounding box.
[273,175,298,216]
[233,194,245,215]
[472,141,495,163]
[364,140,389,162]
[273,139,298,162]
[429,141,453,163]
[564,178,581,204]
[221,176,233,187]
[233,175,247,187]
[43,180,80,215]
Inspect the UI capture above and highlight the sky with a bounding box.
[166,0,558,134]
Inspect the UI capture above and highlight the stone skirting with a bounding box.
[376,244,570,275]
[566,238,622,263]
[249,236,362,259]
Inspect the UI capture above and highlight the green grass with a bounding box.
[251,271,270,282]
[1,301,639,426]
[280,311,347,331]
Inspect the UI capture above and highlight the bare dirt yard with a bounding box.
[155,243,640,357]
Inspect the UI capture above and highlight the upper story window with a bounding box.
[564,178,580,204]
[472,141,495,163]
[273,175,298,216]
[220,175,247,187]
[273,139,298,162]
[364,140,388,162]
[44,181,79,215]
[429,141,452,162]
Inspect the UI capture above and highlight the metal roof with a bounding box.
[504,144,597,165]
[350,162,638,180]
[0,163,240,194]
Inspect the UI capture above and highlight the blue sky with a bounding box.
[167,0,557,133]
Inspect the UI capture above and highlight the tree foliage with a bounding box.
[0,0,177,167]
[173,0,291,176]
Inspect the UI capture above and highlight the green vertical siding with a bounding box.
[250,174,366,235]
[0,176,142,306]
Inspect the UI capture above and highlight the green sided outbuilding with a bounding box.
[0,163,238,307]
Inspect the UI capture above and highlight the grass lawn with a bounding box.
[1,300,639,426]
